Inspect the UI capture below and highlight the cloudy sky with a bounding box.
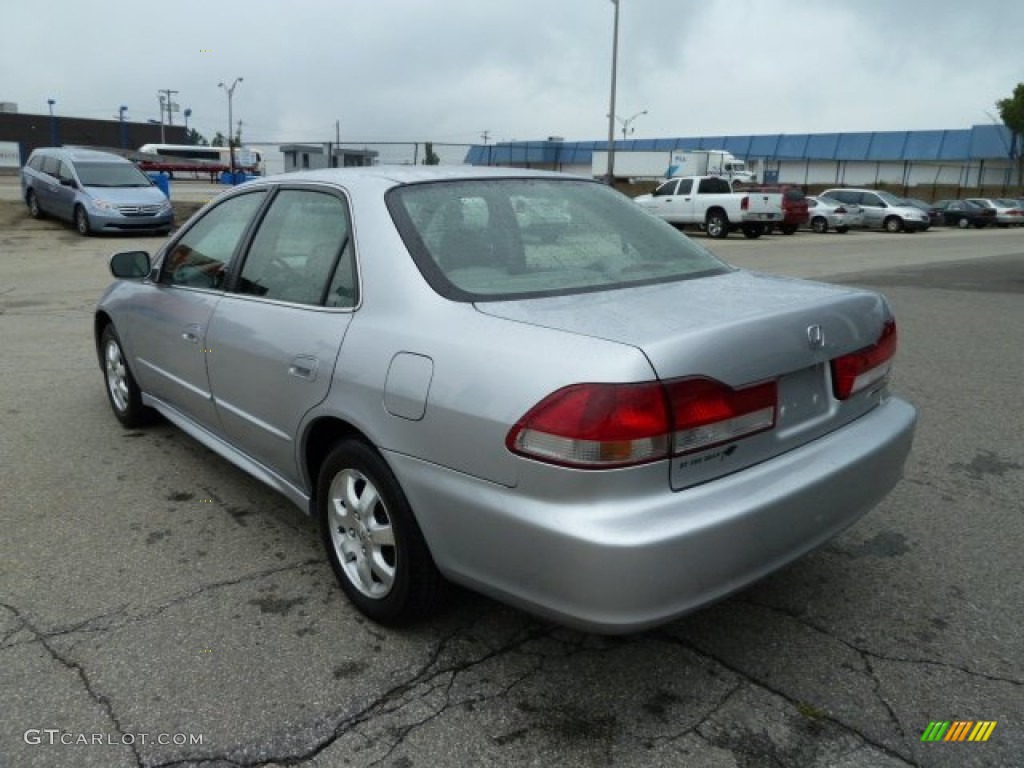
[3,0,1022,150]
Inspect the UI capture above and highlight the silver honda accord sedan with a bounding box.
[94,166,916,633]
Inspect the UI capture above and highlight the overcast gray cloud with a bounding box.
[2,0,1022,147]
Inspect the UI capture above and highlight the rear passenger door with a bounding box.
[205,186,356,487]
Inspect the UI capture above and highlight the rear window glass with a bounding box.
[783,189,805,202]
[387,178,730,302]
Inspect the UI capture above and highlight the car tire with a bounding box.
[319,439,444,625]
[957,217,970,229]
[706,210,730,239]
[780,224,797,235]
[741,223,764,239]
[811,217,828,234]
[74,205,92,236]
[27,190,44,219]
[100,324,154,428]
[884,216,903,233]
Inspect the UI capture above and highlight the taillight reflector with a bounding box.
[668,378,777,454]
[831,319,898,400]
[507,377,777,469]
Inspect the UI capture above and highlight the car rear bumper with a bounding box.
[388,396,917,634]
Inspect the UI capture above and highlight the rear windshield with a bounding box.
[76,162,152,188]
[387,178,730,301]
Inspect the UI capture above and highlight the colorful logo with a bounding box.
[920,721,997,743]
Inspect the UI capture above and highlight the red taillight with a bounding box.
[740,196,750,211]
[830,319,898,400]
[667,378,777,454]
[507,377,778,469]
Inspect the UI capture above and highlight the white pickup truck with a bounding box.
[633,176,783,239]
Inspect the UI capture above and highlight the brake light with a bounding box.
[507,377,777,469]
[831,319,898,400]
[740,196,750,211]
[667,378,777,454]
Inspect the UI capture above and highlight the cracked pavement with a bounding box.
[1,191,1021,767]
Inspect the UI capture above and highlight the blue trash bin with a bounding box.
[147,172,170,198]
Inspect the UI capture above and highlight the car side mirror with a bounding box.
[60,178,77,188]
[109,250,151,279]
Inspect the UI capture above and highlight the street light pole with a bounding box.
[218,77,243,175]
[47,99,58,146]
[119,105,128,148]
[606,0,620,186]
[616,109,647,140]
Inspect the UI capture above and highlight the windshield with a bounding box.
[387,178,730,301]
[76,162,152,188]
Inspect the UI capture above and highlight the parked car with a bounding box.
[994,198,1024,225]
[805,195,852,233]
[818,188,930,232]
[21,147,173,235]
[931,199,996,229]
[964,198,1024,227]
[735,183,809,234]
[901,197,943,228]
[95,167,916,633]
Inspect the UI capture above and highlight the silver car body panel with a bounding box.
[96,166,917,632]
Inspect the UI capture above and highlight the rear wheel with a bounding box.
[741,223,764,239]
[27,190,43,219]
[74,205,92,236]
[706,210,730,239]
[884,216,903,233]
[811,216,828,234]
[780,224,798,235]
[957,216,970,229]
[319,439,444,625]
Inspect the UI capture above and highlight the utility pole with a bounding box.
[158,88,179,126]
[606,0,620,186]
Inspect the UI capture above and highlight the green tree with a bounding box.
[210,131,226,147]
[422,142,440,165]
[185,128,208,146]
[996,83,1024,185]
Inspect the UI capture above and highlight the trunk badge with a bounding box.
[807,324,825,350]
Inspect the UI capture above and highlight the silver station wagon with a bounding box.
[95,167,916,633]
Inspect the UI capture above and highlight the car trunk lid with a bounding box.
[478,270,894,489]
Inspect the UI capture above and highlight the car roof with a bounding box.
[260,165,590,188]
[31,146,133,163]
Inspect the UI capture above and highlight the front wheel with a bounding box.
[884,216,903,233]
[741,223,764,239]
[319,440,444,625]
[957,217,970,229]
[811,217,829,234]
[27,190,43,219]
[74,205,92,236]
[705,211,730,239]
[100,325,154,428]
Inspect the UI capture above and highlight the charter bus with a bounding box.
[138,144,264,175]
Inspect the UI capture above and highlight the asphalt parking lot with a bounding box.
[1,184,1022,768]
